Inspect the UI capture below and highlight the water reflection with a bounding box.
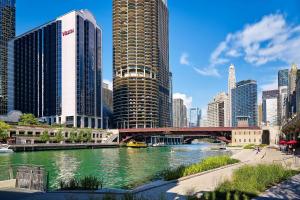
[52,152,80,188]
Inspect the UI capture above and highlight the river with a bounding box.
[0,143,231,190]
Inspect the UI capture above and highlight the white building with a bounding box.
[227,64,236,127]
[173,98,187,127]
[207,92,228,127]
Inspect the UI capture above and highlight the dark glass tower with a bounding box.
[8,10,102,128]
[232,80,258,127]
[113,0,171,128]
[0,0,15,114]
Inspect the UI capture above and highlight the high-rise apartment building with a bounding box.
[278,69,288,125]
[262,90,279,126]
[113,0,171,128]
[207,92,228,127]
[172,98,187,127]
[232,80,258,127]
[0,0,15,114]
[8,10,103,128]
[227,64,236,126]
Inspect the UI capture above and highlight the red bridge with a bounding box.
[118,127,260,144]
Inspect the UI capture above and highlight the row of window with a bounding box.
[234,138,261,143]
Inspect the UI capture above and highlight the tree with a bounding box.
[19,113,39,126]
[55,129,64,143]
[85,130,92,142]
[0,121,10,142]
[77,130,84,143]
[69,130,77,143]
[40,131,50,143]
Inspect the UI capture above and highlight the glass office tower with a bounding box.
[113,0,171,128]
[232,80,258,127]
[8,10,102,128]
[0,0,15,114]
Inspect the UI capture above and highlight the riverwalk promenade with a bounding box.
[1,147,299,200]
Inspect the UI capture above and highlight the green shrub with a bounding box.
[243,144,255,149]
[161,156,239,181]
[200,164,297,199]
[40,131,50,143]
[59,176,102,190]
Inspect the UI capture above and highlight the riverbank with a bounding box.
[9,143,119,152]
[2,146,297,200]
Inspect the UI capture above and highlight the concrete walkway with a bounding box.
[254,174,300,200]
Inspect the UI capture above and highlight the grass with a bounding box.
[59,176,103,190]
[160,155,239,181]
[200,164,298,200]
[243,144,268,149]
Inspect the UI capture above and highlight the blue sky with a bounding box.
[16,0,300,115]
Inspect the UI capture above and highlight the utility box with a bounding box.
[15,166,47,191]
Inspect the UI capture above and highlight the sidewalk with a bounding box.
[254,174,300,200]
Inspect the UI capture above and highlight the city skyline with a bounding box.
[15,0,300,113]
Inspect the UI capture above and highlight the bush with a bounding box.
[40,131,50,143]
[161,156,239,181]
[18,113,39,125]
[201,164,297,200]
[59,176,103,190]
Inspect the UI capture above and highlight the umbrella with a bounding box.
[287,140,298,145]
[279,140,287,145]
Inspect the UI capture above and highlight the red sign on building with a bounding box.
[62,29,74,36]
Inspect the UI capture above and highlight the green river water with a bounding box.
[0,143,230,190]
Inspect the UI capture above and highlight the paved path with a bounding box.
[254,174,300,200]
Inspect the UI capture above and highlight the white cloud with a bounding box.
[193,66,220,77]
[173,93,193,109]
[211,13,300,67]
[260,78,278,91]
[103,79,113,90]
[180,53,190,65]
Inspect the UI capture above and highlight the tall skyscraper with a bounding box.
[257,104,262,127]
[227,64,236,126]
[113,0,170,128]
[278,69,288,125]
[207,92,228,127]
[8,10,103,128]
[189,107,201,127]
[286,64,298,119]
[232,80,258,127]
[288,64,298,95]
[0,0,15,114]
[172,98,187,127]
[262,90,279,126]
[103,83,113,129]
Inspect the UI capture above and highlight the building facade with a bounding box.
[103,83,113,129]
[8,10,102,128]
[286,64,299,120]
[278,69,288,125]
[227,64,236,127]
[172,98,187,127]
[262,90,278,126]
[113,0,171,128]
[232,80,258,127]
[189,107,201,127]
[231,128,263,145]
[0,0,15,114]
[207,92,228,127]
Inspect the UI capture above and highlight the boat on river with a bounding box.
[126,140,147,148]
[152,142,166,147]
[0,144,14,153]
